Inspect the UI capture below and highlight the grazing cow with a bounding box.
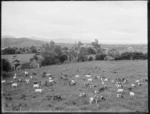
[79,92,86,97]
[25,79,30,84]
[117,93,123,98]
[145,78,148,81]
[89,84,96,88]
[53,95,62,101]
[141,78,148,82]
[24,71,29,76]
[100,95,106,101]
[35,88,43,93]
[75,75,80,78]
[104,78,109,82]
[61,74,68,80]
[128,87,132,91]
[137,82,142,86]
[2,80,6,83]
[135,80,140,83]
[104,84,107,89]
[33,84,39,88]
[69,80,76,86]
[98,87,105,92]
[46,73,52,77]
[123,79,127,84]
[131,84,136,87]
[89,97,94,104]
[130,91,135,97]
[12,83,18,88]
[87,78,93,82]
[17,78,22,82]
[117,89,124,93]
[121,77,125,81]
[102,81,105,85]
[85,75,91,78]
[13,74,17,80]
[116,84,123,88]
[30,76,33,79]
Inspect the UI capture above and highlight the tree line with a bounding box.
[2,46,39,55]
[1,39,147,76]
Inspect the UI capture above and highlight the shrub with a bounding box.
[95,54,106,60]
[132,52,145,60]
[41,55,60,66]
[88,56,93,61]
[78,54,88,62]
[58,55,68,63]
[143,53,147,59]
[2,59,12,72]
[2,71,13,79]
[117,52,147,60]
[21,62,31,70]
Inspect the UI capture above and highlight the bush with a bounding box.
[78,54,88,62]
[21,62,31,70]
[143,53,147,59]
[2,71,13,79]
[58,55,68,63]
[41,56,60,66]
[2,59,12,72]
[117,52,147,60]
[95,54,106,60]
[132,52,145,60]
[88,56,93,61]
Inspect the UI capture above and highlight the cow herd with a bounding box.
[1,69,148,111]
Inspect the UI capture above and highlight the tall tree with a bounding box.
[91,39,101,54]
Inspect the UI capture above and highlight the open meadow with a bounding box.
[1,60,148,112]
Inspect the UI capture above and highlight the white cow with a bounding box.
[79,92,86,97]
[85,75,91,78]
[24,71,29,76]
[117,93,123,98]
[130,91,135,97]
[35,88,43,93]
[1,80,6,83]
[117,89,124,93]
[75,75,80,78]
[87,78,93,82]
[12,83,18,88]
[131,84,136,87]
[33,84,39,88]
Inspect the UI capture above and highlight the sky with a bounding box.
[2,1,147,44]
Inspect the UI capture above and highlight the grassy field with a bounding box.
[2,60,148,112]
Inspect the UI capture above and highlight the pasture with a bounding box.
[2,60,148,112]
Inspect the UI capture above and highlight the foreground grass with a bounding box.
[2,60,148,112]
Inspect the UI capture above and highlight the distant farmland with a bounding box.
[1,54,35,65]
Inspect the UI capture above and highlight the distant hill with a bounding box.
[1,37,147,53]
[1,37,47,48]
